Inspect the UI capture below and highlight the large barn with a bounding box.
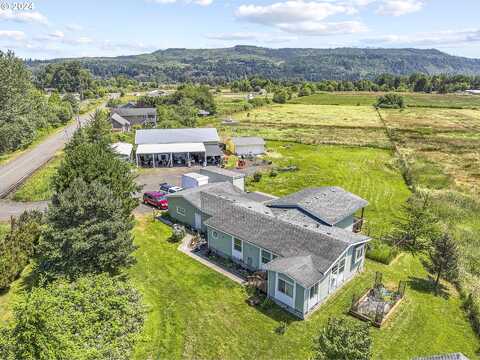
[134,128,223,167]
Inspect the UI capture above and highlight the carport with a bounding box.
[136,143,206,168]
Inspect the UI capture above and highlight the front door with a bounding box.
[194,213,202,230]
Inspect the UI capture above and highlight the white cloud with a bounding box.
[66,24,83,32]
[366,29,480,47]
[0,9,48,24]
[206,31,297,43]
[376,0,424,16]
[149,0,213,6]
[235,1,367,36]
[48,30,65,39]
[0,30,25,41]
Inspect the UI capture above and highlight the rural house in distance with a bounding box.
[110,107,157,131]
[168,182,370,318]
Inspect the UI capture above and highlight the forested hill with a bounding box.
[26,46,480,83]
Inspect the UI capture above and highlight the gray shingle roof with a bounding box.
[112,108,157,117]
[110,113,130,126]
[412,354,469,360]
[135,128,219,145]
[199,166,245,179]
[167,182,243,210]
[267,187,369,226]
[202,193,369,287]
[232,137,265,146]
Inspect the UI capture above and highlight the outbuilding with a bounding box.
[111,142,133,161]
[227,137,265,156]
[182,172,209,189]
[134,128,223,168]
[199,166,245,191]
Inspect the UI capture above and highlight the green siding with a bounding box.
[295,283,305,313]
[243,242,260,270]
[168,197,197,228]
[207,227,232,257]
[267,271,276,296]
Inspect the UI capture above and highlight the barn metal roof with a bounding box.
[135,128,220,145]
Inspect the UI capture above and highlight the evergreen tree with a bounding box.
[387,193,439,252]
[38,179,136,280]
[424,232,459,294]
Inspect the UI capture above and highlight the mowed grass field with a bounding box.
[290,91,480,108]
[130,216,479,360]
[248,142,410,238]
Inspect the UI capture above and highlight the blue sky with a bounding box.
[1,0,480,59]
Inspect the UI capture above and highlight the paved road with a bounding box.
[0,200,49,221]
[0,108,100,199]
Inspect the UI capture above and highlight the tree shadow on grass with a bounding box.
[407,276,450,299]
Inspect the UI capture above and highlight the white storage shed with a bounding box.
[182,173,209,189]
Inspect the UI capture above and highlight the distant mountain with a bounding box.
[26,46,480,83]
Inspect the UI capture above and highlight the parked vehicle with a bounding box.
[143,191,168,209]
[160,183,183,193]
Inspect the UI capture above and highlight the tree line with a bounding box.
[231,74,480,99]
[0,111,144,359]
[0,51,78,154]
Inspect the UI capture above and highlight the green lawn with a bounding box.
[290,92,480,109]
[248,142,411,238]
[12,153,63,202]
[130,216,479,360]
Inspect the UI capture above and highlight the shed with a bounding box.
[111,142,133,161]
[199,167,245,191]
[227,137,265,156]
[182,173,209,189]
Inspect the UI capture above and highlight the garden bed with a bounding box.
[349,272,406,327]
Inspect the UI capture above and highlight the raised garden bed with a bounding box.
[349,272,406,327]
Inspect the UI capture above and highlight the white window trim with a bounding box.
[275,273,296,309]
[277,277,294,298]
[176,206,186,216]
[232,237,243,260]
[355,245,364,262]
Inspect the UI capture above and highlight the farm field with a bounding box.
[247,141,410,238]
[380,108,480,191]
[290,91,480,108]
[130,216,479,360]
[203,103,391,148]
[236,104,382,127]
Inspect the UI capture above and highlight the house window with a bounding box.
[261,250,271,264]
[355,245,364,262]
[177,207,186,216]
[212,231,218,239]
[310,283,319,299]
[278,278,294,298]
[234,238,242,252]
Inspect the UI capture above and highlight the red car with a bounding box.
[143,191,168,210]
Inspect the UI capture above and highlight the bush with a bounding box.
[269,169,278,177]
[314,317,372,360]
[375,93,405,109]
[366,240,399,265]
[0,275,145,360]
[253,172,263,182]
[0,211,43,290]
[169,224,186,243]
